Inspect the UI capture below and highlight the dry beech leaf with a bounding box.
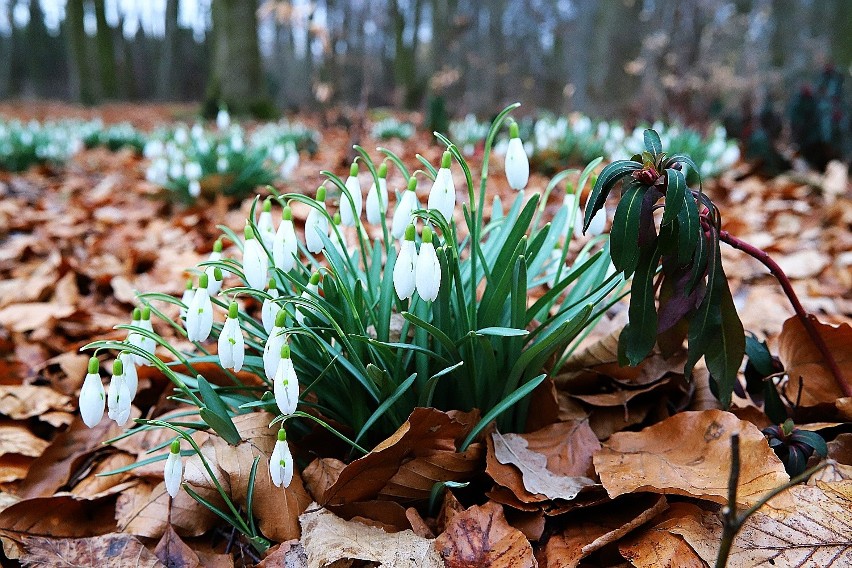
[0,493,118,539]
[20,533,164,568]
[779,315,852,407]
[257,541,307,568]
[0,423,50,458]
[0,385,73,419]
[299,503,442,568]
[0,302,75,333]
[617,502,707,568]
[302,457,345,503]
[593,410,789,507]
[666,481,852,567]
[154,525,201,568]
[542,494,668,568]
[327,499,413,532]
[435,501,536,568]
[488,421,600,502]
[322,408,483,505]
[116,481,217,539]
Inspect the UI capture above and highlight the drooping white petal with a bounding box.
[305,206,329,254]
[393,240,417,300]
[257,210,276,250]
[273,220,298,271]
[119,352,139,401]
[415,241,441,301]
[505,137,530,190]
[107,374,132,427]
[365,178,388,224]
[340,175,362,226]
[218,317,245,372]
[270,439,294,488]
[186,288,213,342]
[164,452,183,498]
[243,238,268,290]
[135,317,156,366]
[79,373,105,428]
[294,283,319,325]
[180,288,194,320]
[263,327,287,381]
[427,168,456,222]
[273,358,299,416]
[584,204,607,237]
[261,290,280,334]
[391,191,418,240]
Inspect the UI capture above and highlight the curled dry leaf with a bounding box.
[487,421,600,502]
[435,501,537,568]
[0,385,73,419]
[779,315,852,407]
[0,493,118,539]
[300,503,442,568]
[617,502,709,568]
[116,481,218,539]
[302,457,345,503]
[154,525,201,568]
[321,408,483,506]
[593,410,789,507]
[0,423,50,458]
[20,533,165,568]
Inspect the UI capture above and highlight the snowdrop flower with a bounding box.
[274,344,299,416]
[186,274,214,342]
[270,428,294,488]
[257,198,276,249]
[216,108,230,131]
[127,307,142,354]
[366,162,389,224]
[174,126,188,145]
[188,180,201,197]
[164,439,183,498]
[230,134,244,152]
[504,121,529,190]
[305,187,329,254]
[273,205,298,272]
[279,146,298,179]
[393,225,417,300]
[392,177,419,240]
[119,351,138,401]
[135,307,156,366]
[261,279,280,334]
[263,310,288,381]
[191,123,204,139]
[218,302,245,372]
[107,359,131,427]
[184,161,202,181]
[415,227,441,301]
[295,272,321,326]
[217,156,229,172]
[330,213,348,258]
[583,202,607,237]
[205,240,224,296]
[340,162,362,226]
[243,225,268,291]
[427,151,456,222]
[79,356,105,428]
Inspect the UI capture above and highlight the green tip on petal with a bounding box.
[282,205,293,221]
[185,278,194,290]
[263,197,272,212]
[88,356,99,375]
[509,121,520,139]
[378,163,388,178]
[213,239,223,253]
[316,186,327,202]
[404,224,416,241]
[141,306,151,320]
[407,177,417,192]
[228,301,238,319]
[565,182,575,195]
[213,267,223,280]
[280,344,291,359]
[349,162,358,177]
[333,212,341,225]
[170,439,181,454]
[268,278,276,290]
[113,359,124,376]
[441,151,452,169]
[277,428,287,441]
[274,309,286,327]
[132,307,141,320]
[244,224,255,240]
[422,226,433,243]
[309,272,321,285]
[199,273,209,288]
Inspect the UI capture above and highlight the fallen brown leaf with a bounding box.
[617,502,707,568]
[0,423,49,458]
[154,525,202,568]
[20,532,164,568]
[0,385,73,419]
[116,480,218,539]
[0,493,117,539]
[593,410,789,507]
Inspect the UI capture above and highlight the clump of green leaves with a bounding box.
[0,119,83,171]
[371,117,415,141]
[82,122,147,153]
[763,419,827,476]
[590,129,745,407]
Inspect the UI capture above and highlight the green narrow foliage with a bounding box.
[703,264,744,408]
[610,182,645,276]
[662,169,686,224]
[583,161,641,232]
[196,376,242,445]
[677,191,700,266]
[618,246,661,366]
[643,129,663,156]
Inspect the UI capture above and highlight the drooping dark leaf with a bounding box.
[619,246,661,366]
[643,129,663,157]
[703,267,745,408]
[657,261,701,334]
[684,231,721,380]
[637,186,662,249]
[658,216,680,256]
[583,161,642,232]
[610,182,645,276]
[662,169,686,224]
[663,153,703,190]
[686,222,709,294]
[677,192,700,267]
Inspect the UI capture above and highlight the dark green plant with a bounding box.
[763,419,828,476]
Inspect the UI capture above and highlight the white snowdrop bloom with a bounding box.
[184,161,203,181]
[143,139,163,159]
[164,439,183,498]
[216,108,230,131]
[174,126,188,145]
[271,144,286,163]
[205,241,224,296]
[340,162,362,226]
[79,357,105,428]
[366,163,389,224]
[127,307,142,354]
[273,206,298,272]
[273,344,299,416]
[427,151,456,222]
[169,161,184,181]
[583,202,607,237]
[218,302,245,372]
[415,227,441,301]
[546,245,565,288]
[305,187,329,254]
[243,225,268,291]
[180,279,193,320]
[393,225,417,301]
[263,310,288,381]
[107,359,131,427]
[230,134,244,152]
[257,198,276,249]
[191,123,204,139]
[261,281,280,334]
[188,180,201,197]
[270,429,294,488]
[217,156,229,172]
[392,177,419,240]
[186,274,214,342]
[119,351,138,401]
[295,272,321,326]
[504,122,529,190]
[135,307,156,366]
[279,147,298,179]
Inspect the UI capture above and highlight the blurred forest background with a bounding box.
[1,0,850,124]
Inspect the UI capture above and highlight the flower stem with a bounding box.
[716,228,851,398]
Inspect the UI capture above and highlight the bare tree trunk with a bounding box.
[157,0,179,100]
[93,0,118,99]
[66,0,96,104]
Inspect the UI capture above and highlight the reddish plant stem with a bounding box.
[717,228,851,398]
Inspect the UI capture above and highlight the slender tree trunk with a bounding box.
[66,0,96,104]
[93,0,118,99]
[157,0,179,100]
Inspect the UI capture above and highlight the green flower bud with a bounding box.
[349,162,358,177]
[422,226,433,243]
[170,439,181,454]
[228,301,238,319]
[407,177,417,192]
[213,239,223,253]
[141,306,151,320]
[113,359,123,376]
[509,120,520,139]
[316,186,326,202]
[275,309,287,327]
[282,205,293,221]
[199,273,209,288]
[441,151,452,169]
[87,356,99,375]
[309,272,321,285]
[244,224,255,240]
[277,428,287,441]
[378,163,388,178]
[404,224,416,241]
[263,197,272,212]
[280,344,291,359]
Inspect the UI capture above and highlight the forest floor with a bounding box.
[0,103,850,567]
